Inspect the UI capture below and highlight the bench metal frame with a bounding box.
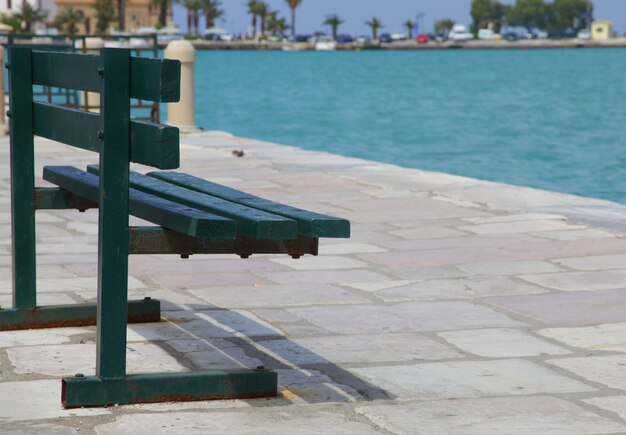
[2,47,278,407]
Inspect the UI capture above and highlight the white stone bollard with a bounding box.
[164,40,199,132]
[81,37,104,112]
[0,45,5,134]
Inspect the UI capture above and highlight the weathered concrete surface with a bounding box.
[2,131,626,433]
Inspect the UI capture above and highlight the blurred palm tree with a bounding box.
[55,6,84,36]
[366,17,383,41]
[117,0,125,31]
[14,2,46,33]
[151,0,170,28]
[284,0,302,36]
[95,0,116,33]
[202,0,223,29]
[403,19,415,39]
[255,1,269,37]
[323,14,344,40]
[246,0,259,37]
[267,11,288,37]
[181,0,201,35]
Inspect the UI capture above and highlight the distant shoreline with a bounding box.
[184,38,626,51]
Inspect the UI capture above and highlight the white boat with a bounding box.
[315,36,337,51]
[282,43,309,51]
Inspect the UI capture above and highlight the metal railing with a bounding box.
[1,33,161,123]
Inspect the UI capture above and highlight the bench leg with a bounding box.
[62,369,278,408]
[0,299,161,331]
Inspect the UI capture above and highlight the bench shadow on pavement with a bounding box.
[127,301,395,406]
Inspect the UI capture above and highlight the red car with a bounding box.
[416,34,428,44]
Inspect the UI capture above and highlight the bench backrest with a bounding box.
[7,48,181,315]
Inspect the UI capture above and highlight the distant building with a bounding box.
[54,0,167,33]
[0,0,40,15]
[591,21,613,40]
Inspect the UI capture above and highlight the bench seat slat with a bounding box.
[148,172,351,238]
[33,102,179,170]
[31,51,180,103]
[43,166,237,240]
[87,165,298,240]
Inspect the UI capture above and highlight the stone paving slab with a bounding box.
[95,407,382,434]
[3,132,626,433]
[356,397,626,434]
[351,359,595,400]
[438,328,571,358]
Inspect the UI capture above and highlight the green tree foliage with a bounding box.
[151,0,170,28]
[551,0,592,31]
[117,0,126,31]
[14,2,46,33]
[202,0,223,29]
[284,0,302,36]
[403,19,415,39]
[181,0,201,35]
[508,0,550,31]
[470,0,508,33]
[246,0,268,37]
[95,0,116,34]
[55,6,83,36]
[434,18,455,34]
[365,17,383,40]
[246,0,260,36]
[255,1,269,36]
[0,14,22,33]
[267,11,288,36]
[323,14,344,40]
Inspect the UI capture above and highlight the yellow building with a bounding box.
[591,20,613,40]
[54,0,168,33]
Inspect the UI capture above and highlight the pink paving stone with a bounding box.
[259,269,392,285]
[358,246,529,269]
[66,258,285,277]
[388,227,470,240]
[380,234,540,252]
[486,289,626,326]
[362,237,626,269]
[36,253,99,265]
[339,208,487,224]
[504,238,626,259]
[270,173,367,187]
[150,272,266,290]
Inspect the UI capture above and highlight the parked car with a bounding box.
[391,33,407,41]
[502,31,519,41]
[448,24,473,42]
[416,33,428,44]
[336,34,354,44]
[478,29,501,40]
[288,34,311,43]
[435,32,448,42]
[577,29,591,40]
[379,33,393,43]
[203,28,233,41]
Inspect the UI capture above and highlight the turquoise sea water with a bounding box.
[194,49,626,203]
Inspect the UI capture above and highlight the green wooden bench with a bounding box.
[1,47,350,408]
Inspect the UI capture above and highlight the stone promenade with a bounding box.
[3,132,626,434]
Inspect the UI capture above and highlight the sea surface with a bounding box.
[194,48,626,203]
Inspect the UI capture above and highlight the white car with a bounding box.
[449,24,473,42]
[577,29,591,40]
[478,29,500,40]
[204,28,234,42]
